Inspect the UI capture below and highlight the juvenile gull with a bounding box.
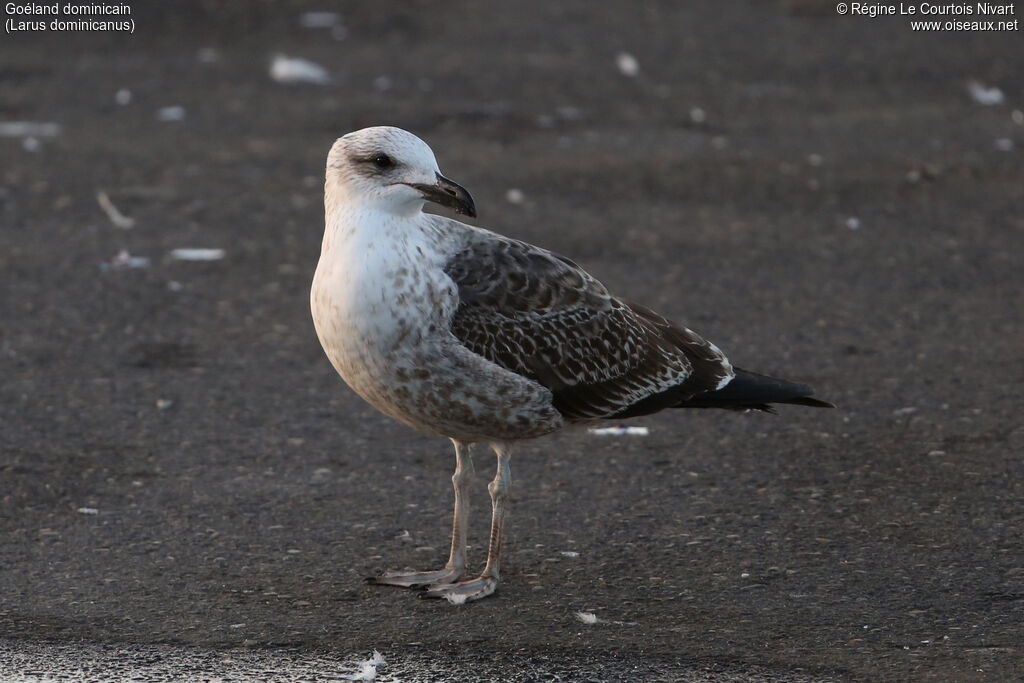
[310,126,833,603]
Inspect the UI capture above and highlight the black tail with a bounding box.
[673,367,835,413]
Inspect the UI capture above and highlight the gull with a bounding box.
[310,126,833,604]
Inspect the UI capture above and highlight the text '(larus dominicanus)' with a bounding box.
[310,126,833,604]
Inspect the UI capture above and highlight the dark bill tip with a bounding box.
[409,174,477,218]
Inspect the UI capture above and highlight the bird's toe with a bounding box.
[420,576,498,604]
[370,566,465,589]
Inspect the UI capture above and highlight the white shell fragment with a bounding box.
[270,55,330,85]
[156,106,186,122]
[0,121,61,137]
[170,248,225,261]
[615,52,639,77]
[967,79,1005,106]
[96,190,135,229]
[587,426,650,436]
[505,188,525,204]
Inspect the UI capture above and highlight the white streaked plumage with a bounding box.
[311,126,831,603]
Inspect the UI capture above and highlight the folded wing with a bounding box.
[443,231,734,421]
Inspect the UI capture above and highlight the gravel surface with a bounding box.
[0,638,840,682]
[2,1,1022,681]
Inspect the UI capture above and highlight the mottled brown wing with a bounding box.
[443,232,733,421]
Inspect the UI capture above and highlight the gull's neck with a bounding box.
[322,196,444,261]
[324,189,427,252]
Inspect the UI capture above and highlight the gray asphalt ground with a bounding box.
[2,1,1022,681]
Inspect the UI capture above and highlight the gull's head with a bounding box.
[326,126,476,218]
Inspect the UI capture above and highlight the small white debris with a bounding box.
[905,164,940,184]
[197,47,220,64]
[967,79,1005,106]
[741,572,750,578]
[1012,110,1024,125]
[270,55,330,85]
[892,406,917,416]
[575,611,599,625]
[299,11,340,28]
[535,113,555,128]
[560,551,580,558]
[689,106,706,124]
[101,249,150,271]
[505,188,525,204]
[556,106,582,121]
[615,52,639,77]
[845,216,861,231]
[0,121,61,137]
[156,399,173,410]
[171,248,225,261]
[341,650,386,681]
[96,190,136,229]
[167,280,184,292]
[115,88,132,106]
[156,106,186,122]
[807,153,824,167]
[22,137,40,152]
[994,138,1014,152]
[445,592,469,606]
[927,450,946,457]
[588,426,649,437]
[76,507,99,515]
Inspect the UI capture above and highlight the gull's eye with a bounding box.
[371,153,394,170]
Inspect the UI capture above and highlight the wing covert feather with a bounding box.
[444,232,733,420]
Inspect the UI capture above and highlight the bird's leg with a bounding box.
[445,439,474,575]
[371,439,473,589]
[422,442,512,603]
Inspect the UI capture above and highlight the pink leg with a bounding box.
[422,441,512,603]
[371,439,473,588]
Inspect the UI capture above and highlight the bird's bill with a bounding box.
[408,174,477,218]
